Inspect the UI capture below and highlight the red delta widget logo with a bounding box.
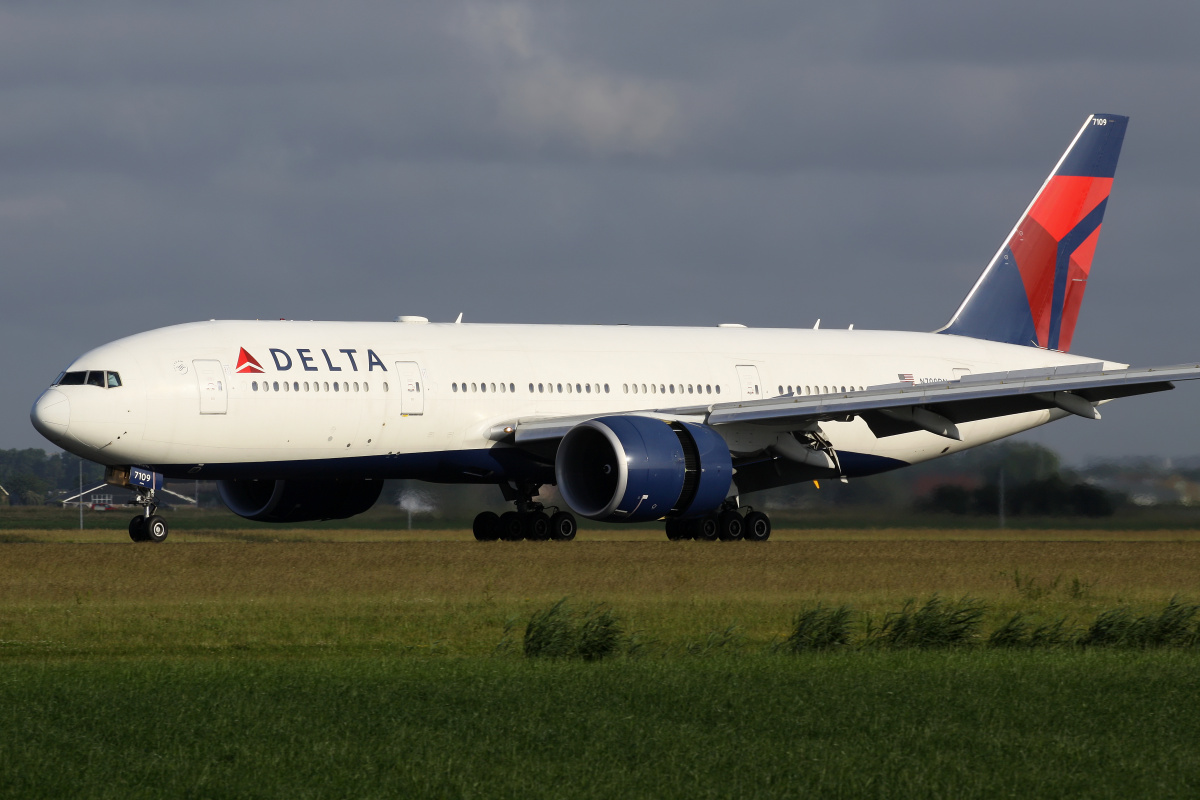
[235,347,388,373]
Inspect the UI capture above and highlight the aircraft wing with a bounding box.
[500,362,1200,446]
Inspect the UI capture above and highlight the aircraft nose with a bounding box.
[31,389,70,439]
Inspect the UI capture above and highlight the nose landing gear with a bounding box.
[127,491,168,543]
[472,482,578,542]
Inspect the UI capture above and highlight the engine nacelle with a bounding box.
[217,478,383,523]
[555,415,732,523]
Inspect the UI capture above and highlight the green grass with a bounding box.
[2,652,1199,799]
[5,536,1200,796]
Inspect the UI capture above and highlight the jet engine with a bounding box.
[555,415,732,522]
[217,478,383,523]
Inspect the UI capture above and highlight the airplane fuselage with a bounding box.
[33,319,1109,488]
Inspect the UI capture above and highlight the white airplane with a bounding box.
[30,113,1200,543]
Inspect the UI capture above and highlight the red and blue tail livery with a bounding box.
[940,114,1128,351]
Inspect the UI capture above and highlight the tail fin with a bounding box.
[938,114,1128,351]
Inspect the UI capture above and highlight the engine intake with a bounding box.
[217,478,383,523]
[555,415,731,523]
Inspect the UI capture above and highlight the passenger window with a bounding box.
[529,383,535,392]
[669,385,675,394]
[557,383,563,393]
[576,383,581,393]
[292,382,298,391]
[500,383,506,393]
[353,382,359,392]
[715,386,720,394]
[510,383,516,393]
[252,381,259,391]
[86,371,105,387]
[273,381,280,392]
[219,382,225,391]
[604,384,610,393]
[452,383,458,392]
[383,382,389,392]
[283,382,290,392]
[538,383,544,393]
[324,382,330,391]
[623,384,629,394]
[333,382,339,392]
[364,383,369,392]
[107,372,122,388]
[490,383,496,393]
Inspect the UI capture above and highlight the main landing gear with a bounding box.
[473,482,578,542]
[127,489,168,543]
[664,503,771,542]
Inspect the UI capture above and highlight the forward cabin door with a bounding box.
[735,365,762,401]
[395,361,425,415]
[193,359,228,414]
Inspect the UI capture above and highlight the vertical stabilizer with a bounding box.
[939,114,1128,351]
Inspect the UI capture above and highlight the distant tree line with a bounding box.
[921,477,1116,517]
[0,441,1130,516]
[0,449,105,506]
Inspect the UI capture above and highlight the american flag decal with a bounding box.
[898,373,914,383]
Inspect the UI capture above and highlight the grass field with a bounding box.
[4,652,1199,799]
[3,529,1200,797]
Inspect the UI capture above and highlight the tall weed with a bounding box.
[865,596,985,649]
[523,599,624,661]
[1078,597,1199,648]
[987,613,1073,648]
[783,605,853,653]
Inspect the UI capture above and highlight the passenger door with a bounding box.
[394,361,425,415]
[735,365,762,401]
[193,359,228,414]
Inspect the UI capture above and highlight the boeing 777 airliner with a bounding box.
[30,114,1200,542]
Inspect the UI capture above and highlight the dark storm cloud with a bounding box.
[4,1,1200,461]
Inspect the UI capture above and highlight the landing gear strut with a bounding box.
[127,488,168,543]
[472,482,577,542]
[665,500,770,543]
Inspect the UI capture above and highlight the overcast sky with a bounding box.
[4,1,1200,463]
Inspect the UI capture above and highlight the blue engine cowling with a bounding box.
[554,415,732,523]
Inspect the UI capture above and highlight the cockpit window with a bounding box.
[55,370,122,387]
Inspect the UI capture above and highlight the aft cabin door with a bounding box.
[395,361,425,415]
[735,365,762,400]
[193,359,227,414]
